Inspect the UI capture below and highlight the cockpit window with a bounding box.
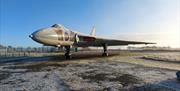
[51,24,62,28]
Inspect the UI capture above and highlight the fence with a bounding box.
[0,52,62,58]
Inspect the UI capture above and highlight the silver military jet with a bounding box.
[29,24,155,59]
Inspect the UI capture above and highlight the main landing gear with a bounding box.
[64,46,72,59]
[102,44,108,56]
[64,44,108,59]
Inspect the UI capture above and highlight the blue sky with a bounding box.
[0,0,179,48]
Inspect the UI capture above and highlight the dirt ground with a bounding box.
[0,51,180,91]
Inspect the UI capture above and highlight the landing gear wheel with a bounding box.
[176,71,180,81]
[102,52,109,56]
[64,46,71,59]
[65,53,72,59]
[102,44,109,57]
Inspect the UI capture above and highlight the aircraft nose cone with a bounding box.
[30,30,41,42]
[30,28,58,44]
[29,34,33,38]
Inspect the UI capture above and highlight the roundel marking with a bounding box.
[64,32,69,41]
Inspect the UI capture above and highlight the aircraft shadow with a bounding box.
[49,51,119,61]
[0,51,120,64]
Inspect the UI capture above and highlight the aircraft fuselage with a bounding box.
[30,24,155,59]
[30,24,77,47]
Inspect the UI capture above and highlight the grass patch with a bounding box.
[79,71,141,87]
[5,62,68,72]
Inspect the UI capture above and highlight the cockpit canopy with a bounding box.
[51,24,63,28]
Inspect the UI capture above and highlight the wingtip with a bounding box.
[145,42,156,45]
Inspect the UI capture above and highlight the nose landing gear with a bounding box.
[64,46,72,59]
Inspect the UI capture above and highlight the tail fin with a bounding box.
[90,26,96,36]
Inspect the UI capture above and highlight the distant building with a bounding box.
[0,44,7,53]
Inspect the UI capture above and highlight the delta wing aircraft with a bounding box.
[29,24,155,59]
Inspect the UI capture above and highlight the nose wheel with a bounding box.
[102,44,108,56]
[64,46,72,59]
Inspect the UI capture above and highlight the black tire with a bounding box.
[176,71,180,81]
[65,53,72,59]
[102,53,108,56]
